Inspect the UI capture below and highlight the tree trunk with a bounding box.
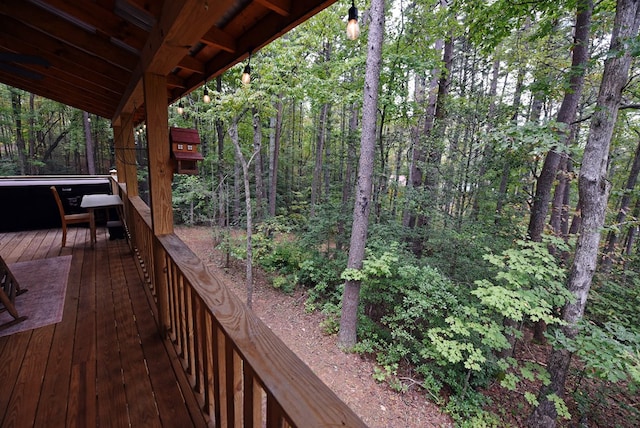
[549,154,569,238]
[528,1,640,425]
[216,76,227,227]
[528,0,592,344]
[10,88,26,175]
[337,103,359,251]
[268,96,283,217]
[338,0,385,349]
[229,119,257,309]
[602,137,640,270]
[252,107,265,222]
[310,102,330,217]
[624,199,640,255]
[471,57,500,220]
[233,155,241,225]
[28,93,36,174]
[528,1,592,243]
[403,30,443,230]
[83,111,96,175]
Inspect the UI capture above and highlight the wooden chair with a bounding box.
[50,186,92,247]
[0,255,27,330]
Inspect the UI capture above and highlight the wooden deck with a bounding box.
[0,226,207,428]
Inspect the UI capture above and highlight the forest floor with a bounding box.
[175,225,454,427]
[175,225,639,428]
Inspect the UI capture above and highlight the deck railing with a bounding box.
[117,184,365,427]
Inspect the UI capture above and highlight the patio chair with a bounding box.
[0,255,27,330]
[50,186,92,247]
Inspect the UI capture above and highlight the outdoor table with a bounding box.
[80,194,123,247]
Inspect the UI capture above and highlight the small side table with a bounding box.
[80,194,124,247]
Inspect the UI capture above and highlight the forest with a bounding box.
[1,0,640,426]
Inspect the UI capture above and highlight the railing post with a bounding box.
[153,236,171,337]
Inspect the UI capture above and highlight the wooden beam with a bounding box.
[36,0,149,52]
[0,16,130,90]
[255,0,291,16]
[143,72,172,235]
[114,0,236,122]
[0,1,138,71]
[201,27,236,53]
[177,56,205,74]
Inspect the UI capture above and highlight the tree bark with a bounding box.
[602,137,640,270]
[83,111,96,175]
[338,0,385,349]
[528,1,640,425]
[229,118,258,309]
[310,102,330,217]
[10,88,26,175]
[216,76,227,228]
[252,107,265,221]
[527,1,592,243]
[28,93,36,174]
[268,95,283,217]
[529,0,593,343]
[337,103,359,251]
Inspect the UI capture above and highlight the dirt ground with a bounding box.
[175,225,454,428]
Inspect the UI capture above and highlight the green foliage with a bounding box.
[421,226,507,285]
[550,321,640,387]
[588,269,640,333]
[172,175,212,225]
[473,239,572,325]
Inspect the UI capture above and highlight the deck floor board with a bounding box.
[0,228,203,427]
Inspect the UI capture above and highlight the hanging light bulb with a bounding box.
[347,0,360,40]
[203,85,211,103]
[242,52,252,85]
[177,100,184,115]
[241,63,251,85]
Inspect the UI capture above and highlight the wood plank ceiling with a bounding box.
[0,0,337,124]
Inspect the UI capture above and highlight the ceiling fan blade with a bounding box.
[0,53,50,67]
[0,62,44,80]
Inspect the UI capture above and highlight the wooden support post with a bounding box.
[143,72,173,235]
[143,72,173,335]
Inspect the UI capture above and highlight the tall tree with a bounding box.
[602,135,640,270]
[10,88,26,175]
[338,0,386,348]
[528,1,640,425]
[252,107,265,221]
[216,76,227,227]
[229,112,260,308]
[528,0,593,344]
[527,0,592,243]
[268,96,283,217]
[83,111,96,175]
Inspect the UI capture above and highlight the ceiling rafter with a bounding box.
[201,26,237,53]
[34,0,149,52]
[255,0,291,16]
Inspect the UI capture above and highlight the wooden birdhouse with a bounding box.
[169,127,204,175]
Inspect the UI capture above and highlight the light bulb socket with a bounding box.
[348,5,358,21]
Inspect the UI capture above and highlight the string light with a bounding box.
[177,100,184,115]
[242,51,252,85]
[347,0,360,40]
[203,85,211,103]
